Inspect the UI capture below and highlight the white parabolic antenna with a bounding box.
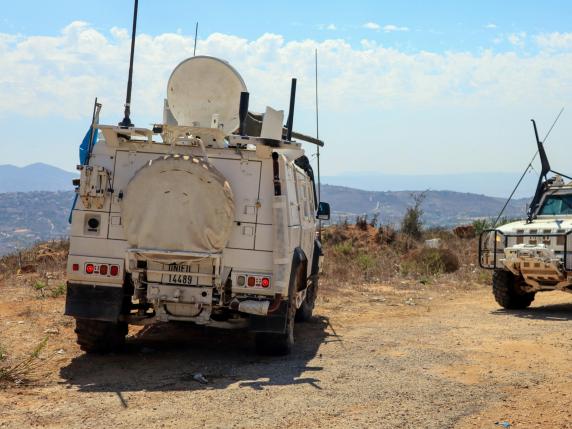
[167,56,247,133]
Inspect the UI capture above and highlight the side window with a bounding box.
[307,182,315,214]
[296,172,310,221]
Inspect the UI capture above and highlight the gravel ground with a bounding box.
[0,278,571,428]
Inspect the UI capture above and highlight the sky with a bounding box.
[2,0,572,195]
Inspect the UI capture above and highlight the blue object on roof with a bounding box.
[79,127,99,165]
[70,126,98,224]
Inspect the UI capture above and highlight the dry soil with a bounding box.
[0,277,571,428]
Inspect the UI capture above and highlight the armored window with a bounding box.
[538,194,572,215]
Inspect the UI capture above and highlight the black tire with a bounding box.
[74,319,128,353]
[492,270,535,309]
[296,278,318,322]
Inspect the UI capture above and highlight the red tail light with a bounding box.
[85,264,94,274]
[99,264,108,275]
[110,265,119,276]
[261,277,270,288]
[72,263,79,272]
[247,276,256,287]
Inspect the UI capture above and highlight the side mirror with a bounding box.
[317,202,330,220]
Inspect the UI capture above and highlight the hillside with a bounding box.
[0,191,74,255]
[0,163,76,193]
[321,184,528,226]
[322,171,538,199]
[0,187,529,255]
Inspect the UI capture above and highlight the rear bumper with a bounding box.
[65,283,124,322]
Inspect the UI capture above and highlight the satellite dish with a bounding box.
[167,56,247,133]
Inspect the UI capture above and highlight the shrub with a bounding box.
[355,215,368,231]
[401,247,460,276]
[401,192,426,240]
[0,337,48,386]
[369,213,379,228]
[376,225,397,245]
[323,227,348,245]
[50,284,66,298]
[356,252,376,281]
[333,241,353,256]
[472,218,492,235]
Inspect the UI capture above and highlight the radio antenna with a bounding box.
[119,0,139,128]
[315,48,323,238]
[315,49,321,201]
[493,107,564,227]
[193,22,199,56]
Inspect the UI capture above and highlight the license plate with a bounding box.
[162,264,194,285]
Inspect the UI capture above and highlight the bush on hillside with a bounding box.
[376,225,397,245]
[401,192,426,240]
[400,247,460,276]
[355,215,368,231]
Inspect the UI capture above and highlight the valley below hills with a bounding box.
[0,187,528,256]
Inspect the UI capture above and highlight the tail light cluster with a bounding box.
[73,262,120,277]
[236,274,271,289]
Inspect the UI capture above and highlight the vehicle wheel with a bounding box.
[74,319,128,353]
[255,295,296,356]
[492,270,535,309]
[296,278,318,322]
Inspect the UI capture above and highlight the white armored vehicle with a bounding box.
[479,120,572,309]
[65,46,329,354]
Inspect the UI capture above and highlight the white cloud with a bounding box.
[508,31,526,48]
[4,22,572,176]
[0,22,572,125]
[318,23,337,31]
[485,23,497,29]
[535,32,572,51]
[363,22,381,31]
[383,24,409,33]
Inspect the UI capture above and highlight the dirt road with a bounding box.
[0,279,571,428]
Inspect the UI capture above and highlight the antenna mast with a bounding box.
[119,0,139,128]
[315,48,321,204]
[315,48,323,239]
[193,22,199,56]
[493,108,564,226]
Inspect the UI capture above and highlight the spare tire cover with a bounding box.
[121,155,234,253]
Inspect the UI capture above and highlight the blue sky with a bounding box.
[3,0,571,52]
[1,1,569,44]
[2,0,572,196]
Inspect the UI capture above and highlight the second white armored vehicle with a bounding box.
[65,55,330,355]
[479,120,572,309]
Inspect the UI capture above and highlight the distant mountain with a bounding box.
[0,187,529,255]
[323,172,538,199]
[1,163,536,198]
[0,191,74,255]
[0,163,76,193]
[321,184,529,227]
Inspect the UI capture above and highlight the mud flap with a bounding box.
[249,249,305,333]
[65,283,123,322]
[249,301,288,333]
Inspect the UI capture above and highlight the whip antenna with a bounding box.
[315,48,323,238]
[193,22,199,56]
[493,107,564,227]
[119,0,139,128]
[315,48,321,203]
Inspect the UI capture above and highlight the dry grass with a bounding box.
[0,337,49,387]
[321,223,485,291]
[0,240,69,300]
[0,239,69,279]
